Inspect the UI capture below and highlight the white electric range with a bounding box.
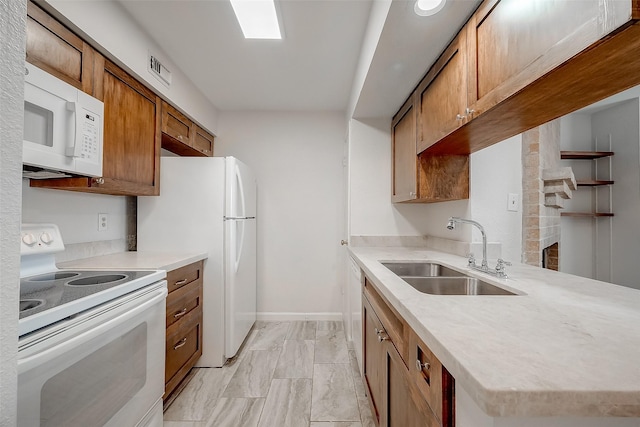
[17,223,167,427]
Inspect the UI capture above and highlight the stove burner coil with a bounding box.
[67,274,128,286]
[20,299,43,312]
[27,272,80,282]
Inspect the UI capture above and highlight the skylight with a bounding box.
[230,0,282,40]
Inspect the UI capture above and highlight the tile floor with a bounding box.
[163,321,375,427]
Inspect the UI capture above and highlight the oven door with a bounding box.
[17,282,167,427]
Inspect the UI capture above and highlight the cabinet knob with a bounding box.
[456,114,465,120]
[409,191,416,197]
[465,107,475,116]
[378,333,389,342]
[416,359,430,371]
[92,177,105,185]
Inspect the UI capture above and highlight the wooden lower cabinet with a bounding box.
[164,261,204,401]
[363,278,454,426]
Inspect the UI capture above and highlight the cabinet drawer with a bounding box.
[166,278,203,329]
[162,101,193,145]
[167,261,203,293]
[409,330,455,426]
[363,278,408,364]
[165,309,202,389]
[193,125,214,156]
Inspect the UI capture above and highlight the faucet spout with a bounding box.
[447,217,488,269]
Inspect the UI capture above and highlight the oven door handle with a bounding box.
[18,286,167,373]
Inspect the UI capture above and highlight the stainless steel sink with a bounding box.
[382,262,463,277]
[402,277,517,296]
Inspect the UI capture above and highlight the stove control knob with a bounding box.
[22,233,37,246]
[40,232,54,245]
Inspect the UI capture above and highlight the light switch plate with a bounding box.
[507,193,519,212]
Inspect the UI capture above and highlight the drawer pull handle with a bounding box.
[173,337,187,350]
[416,359,430,371]
[173,308,188,318]
[174,279,188,286]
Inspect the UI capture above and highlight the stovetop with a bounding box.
[19,268,165,337]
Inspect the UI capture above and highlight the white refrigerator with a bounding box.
[138,156,257,367]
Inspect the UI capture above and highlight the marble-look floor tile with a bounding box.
[258,378,312,427]
[204,398,264,427]
[317,320,343,331]
[315,330,350,363]
[223,349,281,398]
[286,321,317,340]
[357,391,376,427]
[274,340,315,379]
[164,367,239,421]
[310,423,363,427]
[247,321,290,350]
[311,364,360,422]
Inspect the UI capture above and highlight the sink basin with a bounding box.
[402,277,517,296]
[382,262,462,277]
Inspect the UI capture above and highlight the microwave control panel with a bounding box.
[79,110,100,161]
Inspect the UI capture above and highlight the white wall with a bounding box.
[21,181,127,245]
[0,0,26,422]
[560,114,595,278]
[348,118,522,262]
[470,135,523,262]
[215,111,346,318]
[46,0,219,134]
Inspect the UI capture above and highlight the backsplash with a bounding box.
[54,239,128,264]
[350,235,501,259]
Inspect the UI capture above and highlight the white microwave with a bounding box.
[23,62,104,179]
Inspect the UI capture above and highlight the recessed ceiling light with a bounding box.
[230,0,282,40]
[414,0,446,16]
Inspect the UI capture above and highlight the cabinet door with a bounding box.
[93,57,161,195]
[162,101,194,146]
[363,296,386,425]
[417,30,468,154]
[386,342,440,427]
[193,125,215,156]
[26,1,95,94]
[466,0,632,117]
[391,95,418,203]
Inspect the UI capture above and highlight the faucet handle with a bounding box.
[466,253,476,267]
[495,259,511,278]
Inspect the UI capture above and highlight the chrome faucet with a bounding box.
[446,217,510,278]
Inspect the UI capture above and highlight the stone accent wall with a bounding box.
[522,120,562,267]
[543,242,560,271]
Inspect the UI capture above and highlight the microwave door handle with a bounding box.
[65,100,83,157]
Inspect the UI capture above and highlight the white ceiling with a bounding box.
[117,0,481,117]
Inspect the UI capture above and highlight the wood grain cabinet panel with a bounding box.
[164,260,204,401]
[363,296,386,425]
[26,1,95,94]
[193,125,214,156]
[391,95,418,203]
[417,31,468,154]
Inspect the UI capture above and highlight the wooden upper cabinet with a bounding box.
[161,101,214,157]
[466,0,633,117]
[416,30,468,154]
[392,95,418,203]
[26,1,95,94]
[96,58,161,195]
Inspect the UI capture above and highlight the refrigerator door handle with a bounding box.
[224,216,255,220]
[235,163,247,218]
[235,219,245,273]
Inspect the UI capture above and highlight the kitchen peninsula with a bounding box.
[350,245,640,426]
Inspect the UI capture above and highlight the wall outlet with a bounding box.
[98,213,108,231]
[507,193,519,212]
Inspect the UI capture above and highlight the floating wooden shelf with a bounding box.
[561,212,614,217]
[576,179,614,186]
[560,151,614,159]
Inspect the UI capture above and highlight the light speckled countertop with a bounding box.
[349,246,640,418]
[58,251,207,272]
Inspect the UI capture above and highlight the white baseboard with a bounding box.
[256,312,343,321]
